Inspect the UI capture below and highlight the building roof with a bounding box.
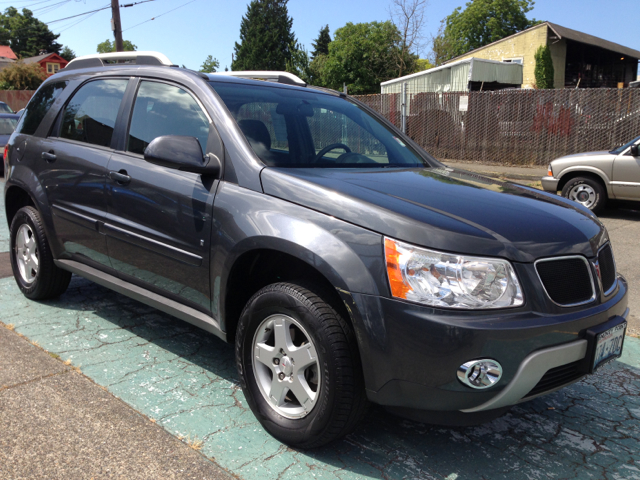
[546,22,640,59]
[445,22,640,64]
[0,46,17,60]
[22,53,68,65]
[381,57,522,86]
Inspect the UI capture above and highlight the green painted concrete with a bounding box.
[1,275,639,479]
[0,180,9,253]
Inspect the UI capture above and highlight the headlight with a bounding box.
[384,238,524,309]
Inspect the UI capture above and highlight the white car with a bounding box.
[542,135,640,213]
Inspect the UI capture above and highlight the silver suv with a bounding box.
[542,135,640,213]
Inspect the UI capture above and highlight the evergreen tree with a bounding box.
[0,7,62,58]
[200,55,220,73]
[311,25,331,59]
[534,45,554,89]
[60,46,76,62]
[232,0,296,71]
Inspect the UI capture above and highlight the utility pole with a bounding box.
[111,0,124,52]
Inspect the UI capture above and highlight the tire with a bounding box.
[235,282,368,448]
[10,206,71,300]
[561,176,607,214]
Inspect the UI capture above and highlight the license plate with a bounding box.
[592,322,626,371]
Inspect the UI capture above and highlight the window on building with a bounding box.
[502,58,523,64]
[46,63,60,74]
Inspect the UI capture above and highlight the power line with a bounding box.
[123,0,197,32]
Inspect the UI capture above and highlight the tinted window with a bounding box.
[15,81,67,135]
[127,81,210,155]
[0,117,17,135]
[60,79,128,147]
[210,81,427,168]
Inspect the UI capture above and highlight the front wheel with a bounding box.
[235,282,368,448]
[561,176,606,214]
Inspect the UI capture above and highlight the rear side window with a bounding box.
[127,81,210,155]
[59,79,128,148]
[15,81,67,135]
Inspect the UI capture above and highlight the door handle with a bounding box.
[109,170,131,185]
[42,151,56,162]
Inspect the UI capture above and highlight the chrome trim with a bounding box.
[534,255,596,307]
[609,181,640,187]
[461,340,588,413]
[597,242,617,297]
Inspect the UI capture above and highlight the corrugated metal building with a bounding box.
[380,58,523,94]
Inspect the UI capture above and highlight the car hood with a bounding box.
[260,166,607,263]
[0,134,10,146]
[553,151,614,162]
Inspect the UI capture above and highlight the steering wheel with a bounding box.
[313,143,351,163]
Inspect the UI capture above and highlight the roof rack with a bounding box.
[215,71,306,87]
[65,51,174,71]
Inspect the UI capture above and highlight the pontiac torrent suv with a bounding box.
[3,52,629,448]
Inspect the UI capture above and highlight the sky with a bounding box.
[7,0,640,70]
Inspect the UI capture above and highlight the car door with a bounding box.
[37,77,130,270]
[612,141,640,200]
[105,79,218,313]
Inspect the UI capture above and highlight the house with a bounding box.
[0,46,17,60]
[23,53,69,77]
[381,57,523,94]
[446,22,640,89]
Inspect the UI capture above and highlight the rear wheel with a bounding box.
[10,206,71,299]
[236,282,368,448]
[561,176,606,214]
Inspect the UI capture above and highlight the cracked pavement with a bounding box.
[1,275,639,480]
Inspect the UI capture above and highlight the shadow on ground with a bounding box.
[2,276,639,480]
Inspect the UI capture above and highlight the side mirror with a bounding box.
[630,144,639,157]
[144,135,221,177]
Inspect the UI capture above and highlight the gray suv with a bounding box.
[3,52,629,448]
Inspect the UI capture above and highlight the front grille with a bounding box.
[536,257,594,306]
[598,244,616,294]
[523,360,583,399]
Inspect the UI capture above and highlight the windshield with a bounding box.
[0,103,13,113]
[610,135,640,154]
[209,81,430,168]
[0,117,17,135]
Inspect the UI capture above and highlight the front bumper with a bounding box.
[343,275,628,414]
[541,176,560,192]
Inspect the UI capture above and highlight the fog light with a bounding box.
[457,359,502,389]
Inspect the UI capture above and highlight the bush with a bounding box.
[534,45,555,89]
[0,60,46,90]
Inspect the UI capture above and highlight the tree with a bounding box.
[414,58,433,72]
[534,45,554,89]
[0,7,62,58]
[285,43,312,84]
[311,25,331,59]
[435,0,538,63]
[389,0,427,77]
[429,21,457,66]
[200,55,220,73]
[96,39,137,53]
[323,21,415,95]
[0,59,46,90]
[60,46,76,62]
[232,0,296,71]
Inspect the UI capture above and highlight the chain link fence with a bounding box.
[354,89,640,165]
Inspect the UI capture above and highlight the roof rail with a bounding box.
[65,51,174,71]
[215,71,306,87]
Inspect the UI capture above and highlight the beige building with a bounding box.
[448,22,640,89]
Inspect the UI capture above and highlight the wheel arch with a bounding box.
[557,167,612,197]
[221,242,361,346]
